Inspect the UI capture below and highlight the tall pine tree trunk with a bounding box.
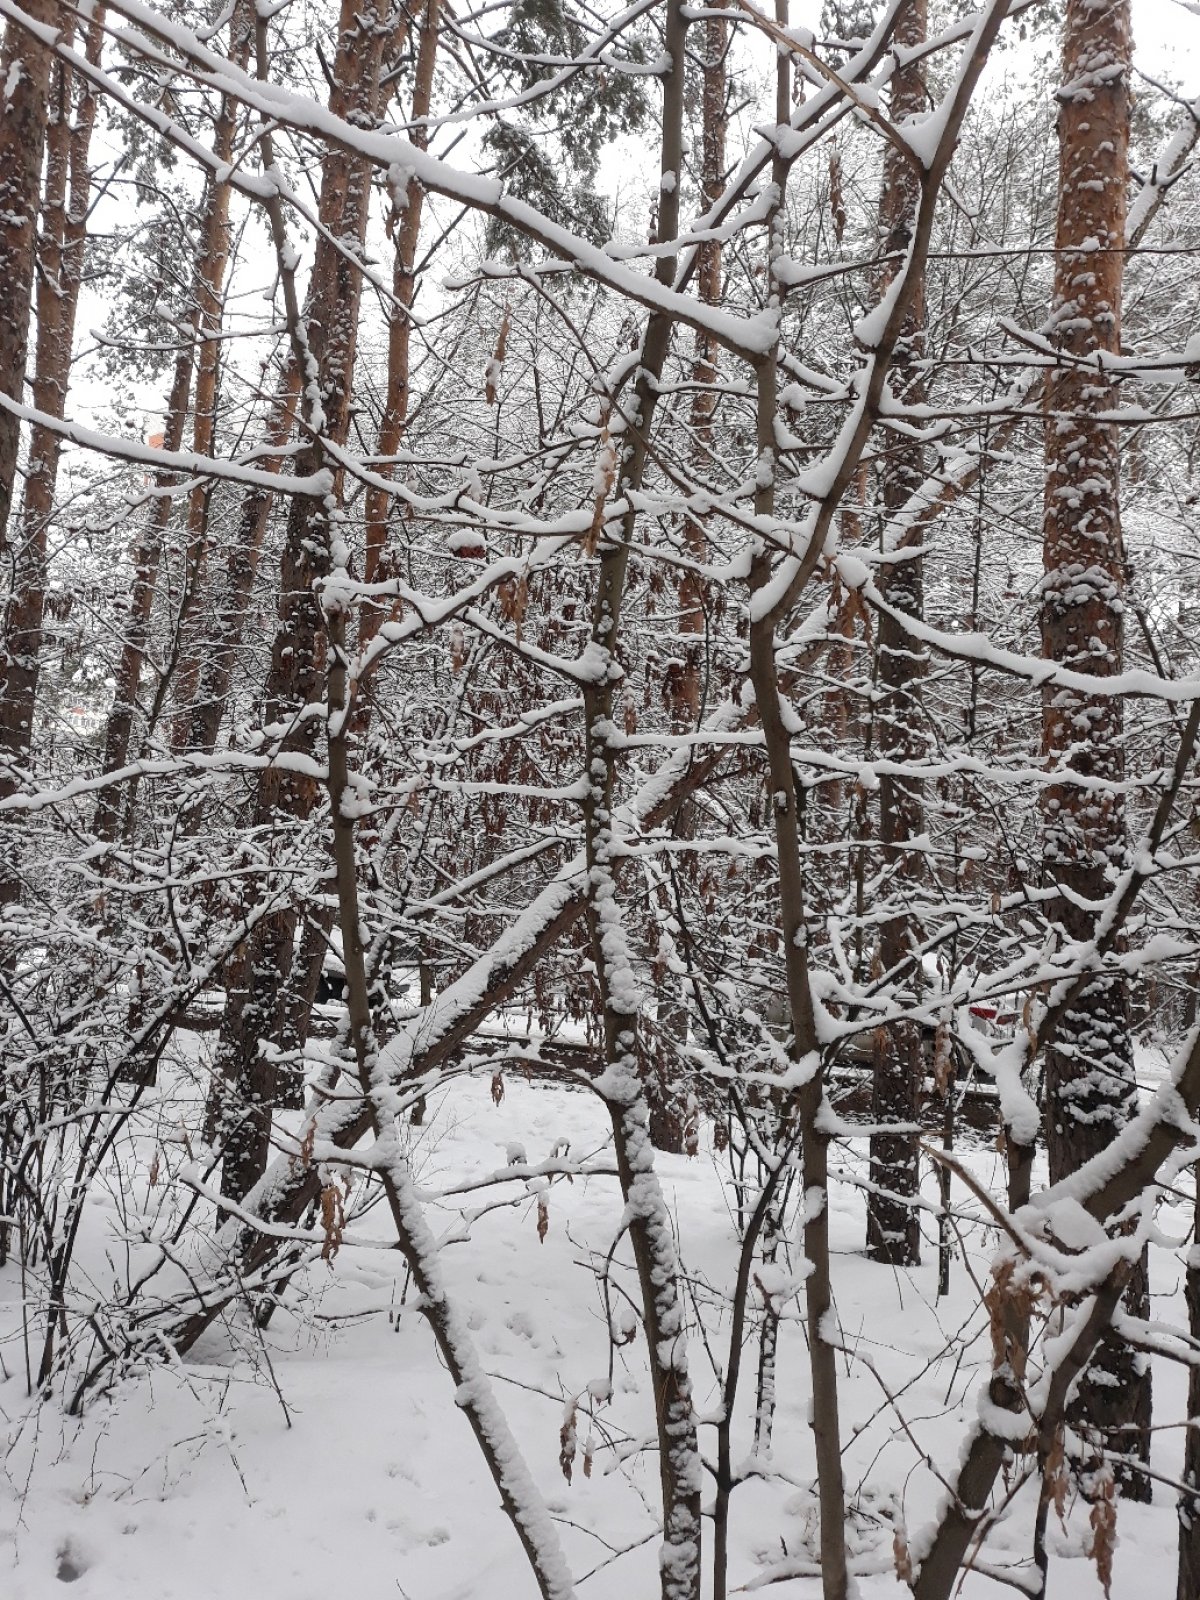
[168,3,253,748]
[649,0,726,1153]
[185,363,301,756]
[0,0,57,558]
[215,0,400,1202]
[359,0,437,616]
[92,344,193,840]
[1,11,104,774]
[0,0,66,928]
[1041,0,1150,1499]
[94,11,252,839]
[866,0,926,1268]
[676,0,725,712]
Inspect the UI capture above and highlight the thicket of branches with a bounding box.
[2,0,1200,1595]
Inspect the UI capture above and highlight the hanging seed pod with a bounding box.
[829,145,847,244]
[499,574,529,642]
[559,1400,577,1482]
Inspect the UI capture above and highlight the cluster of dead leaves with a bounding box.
[559,1399,594,1484]
[983,1258,1051,1386]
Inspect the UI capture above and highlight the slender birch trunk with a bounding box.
[318,578,577,1600]
[745,12,848,1594]
[576,5,702,1591]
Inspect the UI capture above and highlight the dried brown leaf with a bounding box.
[829,146,847,244]
[559,1401,577,1484]
[932,1020,954,1098]
[893,1527,914,1585]
[1088,1470,1117,1599]
[320,1183,346,1264]
[1044,1430,1069,1529]
[485,307,510,405]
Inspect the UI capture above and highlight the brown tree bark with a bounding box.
[866,0,926,1268]
[742,11,849,1597]
[230,4,434,1108]
[573,5,705,1589]
[676,0,726,703]
[359,0,438,619]
[1040,0,1150,1498]
[0,7,101,789]
[215,0,402,1203]
[92,342,193,841]
[0,0,57,559]
[94,10,252,839]
[167,2,253,748]
[650,0,726,1154]
[184,363,301,756]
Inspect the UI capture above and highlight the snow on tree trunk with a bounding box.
[215,0,399,1202]
[866,0,926,1270]
[0,0,56,559]
[744,11,849,1590]
[92,343,194,842]
[576,4,703,1587]
[1040,0,1150,1499]
[1179,1172,1200,1600]
[0,6,101,801]
[168,1,254,750]
[184,364,302,756]
[0,0,59,924]
[359,0,440,625]
[651,0,728,1155]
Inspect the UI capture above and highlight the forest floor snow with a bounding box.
[0,1069,1188,1599]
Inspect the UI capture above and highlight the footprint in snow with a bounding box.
[505,1309,538,1342]
[56,1543,86,1583]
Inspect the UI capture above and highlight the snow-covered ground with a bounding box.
[0,1070,1187,1598]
